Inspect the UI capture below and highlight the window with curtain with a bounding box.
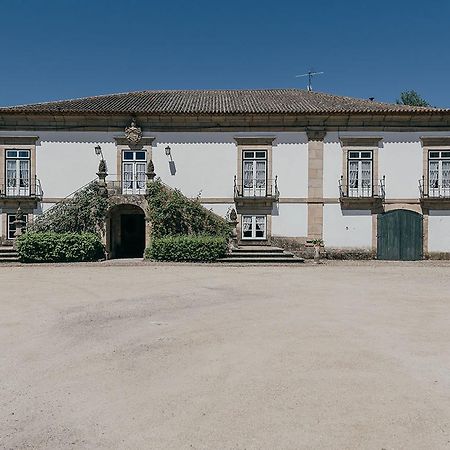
[347,150,372,197]
[242,150,267,197]
[5,149,30,196]
[242,215,266,239]
[428,151,450,196]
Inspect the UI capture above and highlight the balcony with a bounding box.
[419,177,450,208]
[106,177,147,196]
[233,176,279,208]
[338,176,385,209]
[0,176,43,204]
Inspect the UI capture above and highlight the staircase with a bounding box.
[218,246,304,264]
[0,246,19,263]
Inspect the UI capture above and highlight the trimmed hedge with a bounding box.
[145,235,227,262]
[17,232,105,263]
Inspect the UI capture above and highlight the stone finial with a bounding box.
[146,160,156,181]
[229,208,237,222]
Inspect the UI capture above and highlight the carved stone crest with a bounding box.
[125,120,142,144]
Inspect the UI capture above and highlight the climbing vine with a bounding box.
[30,181,109,236]
[146,179,230,238]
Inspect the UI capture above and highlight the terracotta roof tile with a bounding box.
[0,89,447,115]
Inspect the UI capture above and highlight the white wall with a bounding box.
[272,133,308,198]
[323,136,342,198]
[35,132,117,199]
[378,133,423,199]
[200,203,234,219]
[271,204,307,237]
[323,205,372,248]
[428,211,450,252]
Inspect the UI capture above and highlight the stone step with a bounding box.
[0,246,17,253]
[217,257,304,264]
[229,252,295,258]
[231,246,285,254]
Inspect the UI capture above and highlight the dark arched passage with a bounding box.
[108,204,146,258]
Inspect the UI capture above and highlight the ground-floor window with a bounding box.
[7,213,28,240]
[242,215,266,240]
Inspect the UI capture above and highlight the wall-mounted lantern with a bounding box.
[165,145,172,157]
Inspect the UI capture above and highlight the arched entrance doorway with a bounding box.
[108,204,146,258]
[377,209,423,260]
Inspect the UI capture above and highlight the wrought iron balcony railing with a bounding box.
[1,176,43,199]
[419,177,450,198]
[106,177,147,195]
[233,176,280,201]
[338,176,385,199]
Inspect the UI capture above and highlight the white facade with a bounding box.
[2,118,450,258]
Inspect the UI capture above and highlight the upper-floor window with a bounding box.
[5,149,30,196]
[122,150,146,194]
[429,150,450,196]
[348,150,372,197]
[243,150,266,197]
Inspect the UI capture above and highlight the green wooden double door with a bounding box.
[377,210,423,260]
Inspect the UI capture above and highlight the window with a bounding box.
[242,150,267,197]
[5,149,30,196]
[7,213,28,240]
[242,215,266,240]
[347,150,372,197]
[122,150,147,194]
[428,150,450,197]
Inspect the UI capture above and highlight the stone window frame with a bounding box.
[114,137,155,182]
[234,137,275,242]
[234,136,275,192]
[339,137,382,193]
[420,137,450,196]
[0,136,38,197]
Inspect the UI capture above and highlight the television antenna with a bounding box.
[295,70,324,92]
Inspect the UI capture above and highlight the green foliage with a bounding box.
[396,90,430,107]
[30,181,109,235]
[145,235,227,262]
[146,179,230,238]
[17,232,105,263]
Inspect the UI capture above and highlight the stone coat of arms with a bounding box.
[125,120,142,144]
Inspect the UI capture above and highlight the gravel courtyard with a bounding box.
[1,262,450,450]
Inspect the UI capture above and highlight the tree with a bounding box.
[396,90,430,107]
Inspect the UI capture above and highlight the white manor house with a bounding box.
[1,88,450,260]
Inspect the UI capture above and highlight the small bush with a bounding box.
[145,235,227,262]
[17,232,105,263]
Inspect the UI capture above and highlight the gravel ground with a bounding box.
[1,262,450,449]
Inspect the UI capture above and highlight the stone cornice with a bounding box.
[114,136,155,146]
[306,129,326,141]
[339,136,383,147]
[420,137,450,147]
[234,136,276,145]
[0,136,39,145]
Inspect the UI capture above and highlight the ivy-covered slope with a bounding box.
[146,179,230,238]
[30,181,109,235]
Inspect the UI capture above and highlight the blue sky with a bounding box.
[1,0,449,107]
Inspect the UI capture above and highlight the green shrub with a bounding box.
[145,235,227,262]
[17,232,105,263]
[146,180,230,238]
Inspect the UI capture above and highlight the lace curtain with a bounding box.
[123,163,133,189]
[348,161,358,188]
[6,160,16,187]
[442,161,450,188]
[19,160,29,188]
[243,161,253,188]
[136,163,146,189]
[242,216,252,232]
[429,161,439,189]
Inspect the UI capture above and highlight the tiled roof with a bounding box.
[0,89,447,115]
